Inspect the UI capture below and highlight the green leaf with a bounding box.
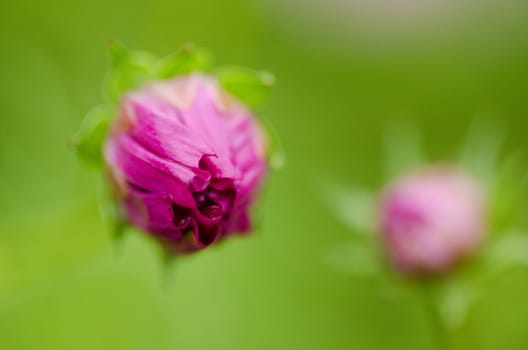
[215,66,275,109]
[98,176,128,241]
[488,232,528,270]
[322,184,375,235]
[437,282,475,330]
[105,41,157,102]
[259,117,285,170]
[71,104,115,166]
[458,118,505,186]
[490,153,528,231]
[156,44,212,78]
[383,120,424,180]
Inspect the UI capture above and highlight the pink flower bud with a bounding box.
[379,166,487,275]
[104,74,268,253]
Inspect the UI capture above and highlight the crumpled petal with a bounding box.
[104,73,268,253]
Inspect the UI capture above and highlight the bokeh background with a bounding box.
[2,0,528,349]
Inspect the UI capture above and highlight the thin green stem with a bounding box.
[417,287,452,350]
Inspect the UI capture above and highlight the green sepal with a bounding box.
[105,41,158,102]
[215,66,275,109]
[98,175,128,242]
[382,120,424,181]
[71,104,115,166]
[458,118,504,186]
[156,44,213,79]
[259,117,285,170]
[489,153,528,231]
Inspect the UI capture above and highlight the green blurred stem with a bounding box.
[418,288,452,350]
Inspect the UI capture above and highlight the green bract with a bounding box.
[215,66,275,109]
[323,119,528,336]
[156,44,212,79]
[72,42,275,166]
[71,104,115,166]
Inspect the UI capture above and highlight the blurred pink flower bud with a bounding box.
[104,74,268,253]
[379,166,487,275]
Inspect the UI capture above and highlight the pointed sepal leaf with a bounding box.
[215,66,275,109]
[458,118,504,185]
[487,232,528,269]
[383,120,424,180]
[71,104,115,166]
[322,184,376,235]
[156,44,213,79]
[259,117,285,170]
[98,176,128,241]
[105,41,157,102]
[489,154,528,231]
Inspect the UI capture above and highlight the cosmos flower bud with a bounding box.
[379,166,487,275]
[104,73,268,253]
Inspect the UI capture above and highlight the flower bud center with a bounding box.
[193,186,235,221]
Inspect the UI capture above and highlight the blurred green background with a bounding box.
[1,0,528,349]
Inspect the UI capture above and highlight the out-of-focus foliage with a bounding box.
[323,120,528,347]
[1,0,528,349]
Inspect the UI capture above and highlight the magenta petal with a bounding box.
[179,82,237,179]
[124,189,183,240]
[169,206,222,250]
[104,73,269,254]
[123,95,216,168]
[105,134,205,207]
[194,224,222,247]
[223,210,251,234]
[227,113,267,208]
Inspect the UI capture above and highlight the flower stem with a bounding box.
[418,287,452,350]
